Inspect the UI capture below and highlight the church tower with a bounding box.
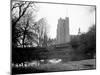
[56,17,70,44]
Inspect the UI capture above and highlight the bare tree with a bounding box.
[36,18,49,47]
[11,1,38,47]
[17,12,38,47]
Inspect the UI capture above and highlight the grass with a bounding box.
[12,59,96,74]
[38,59,96,71]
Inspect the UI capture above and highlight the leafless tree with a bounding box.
[12,1,38,47]
[36,18,49,47]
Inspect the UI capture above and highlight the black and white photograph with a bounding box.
[11,0,96,74]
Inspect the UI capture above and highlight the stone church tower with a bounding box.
[56,17,70,44]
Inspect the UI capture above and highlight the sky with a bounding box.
[35,3,95,39]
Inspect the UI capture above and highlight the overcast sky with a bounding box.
[35,3,95,39]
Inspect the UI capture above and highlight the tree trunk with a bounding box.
[22,31,26,48]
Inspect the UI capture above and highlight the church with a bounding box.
[56,17,70,45]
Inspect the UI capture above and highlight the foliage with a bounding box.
[70,36,80,49]
[70,25,96,60]
[79,25,96,58]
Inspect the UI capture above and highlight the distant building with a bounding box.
[78,28,81,35]
[56,17,70,44]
